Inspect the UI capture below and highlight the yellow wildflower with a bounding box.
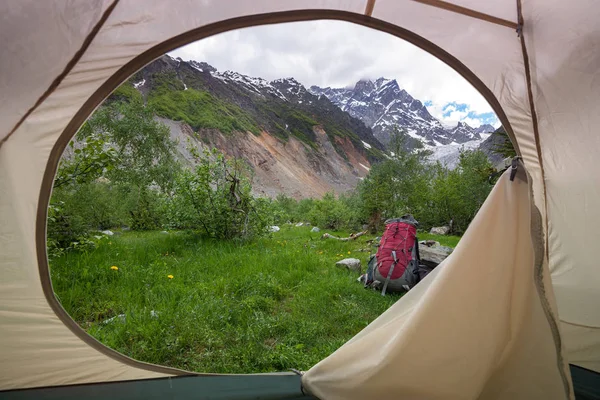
[167,274,174,279]
[110,266,118,271]
[348,251,351,254]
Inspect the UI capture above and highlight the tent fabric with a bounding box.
[303,166,572,399]
[0,0,598,396]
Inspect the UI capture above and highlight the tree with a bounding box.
[427,149,492,233]
[168,148,272,240]
[358,127,433,230]
[492,127,517,159]
[78,100,179,190]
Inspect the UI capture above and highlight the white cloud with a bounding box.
[462,117,485,128]
[169,20,498,126]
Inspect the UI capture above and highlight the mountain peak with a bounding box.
[353,79,376,95]
[455,121,472,129]
[311,79,489,148]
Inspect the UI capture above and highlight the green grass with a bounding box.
[418,232,461,248]
[50,226,409,373]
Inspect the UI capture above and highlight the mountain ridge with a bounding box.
[309,80,496,149]
[119,55,388,198]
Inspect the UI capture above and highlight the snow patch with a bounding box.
[427,139,484,169]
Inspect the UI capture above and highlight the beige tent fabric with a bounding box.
[524,0,600,327]
[303,167,572,399]
[0,0,113,142]
[0,0,597,391]
[0,115,177,390]
[524,0,600,374]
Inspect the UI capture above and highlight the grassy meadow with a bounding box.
[50,225,458,373]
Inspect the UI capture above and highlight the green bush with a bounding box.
[307,192,351,230]
[166,148,273,240]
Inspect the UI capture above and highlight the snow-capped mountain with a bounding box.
[473,123,495,136]
[310,79,495,149]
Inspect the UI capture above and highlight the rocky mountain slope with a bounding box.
[479,126,514,165]
[309,81,496,148]
[118,55,386,198]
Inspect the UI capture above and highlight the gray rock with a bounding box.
[418,243,453,265]
[430,226,450,235]
[269,226,281,232]
[295,222,304,227]
[336,258,362,273]
[311,227,320,232]
[419,240,441,247]
[101,230,114,236]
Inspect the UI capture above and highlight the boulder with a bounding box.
[419,240,440,247]
[311,227,320,232]
[336,258,362,273]
[430,226,450,235]
[269,226,281,232]
[418,242,453,266]
[101,230,114,236]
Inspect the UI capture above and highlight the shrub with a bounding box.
[167,148,272,240]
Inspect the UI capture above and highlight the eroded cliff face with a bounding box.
[163,117,370,199]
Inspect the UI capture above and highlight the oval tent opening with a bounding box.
[46,19,508,378]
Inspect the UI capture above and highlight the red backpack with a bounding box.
[367,215,421,294]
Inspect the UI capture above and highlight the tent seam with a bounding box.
[528,166,573,399]
[516,0,572,387]
[0,0,120,151]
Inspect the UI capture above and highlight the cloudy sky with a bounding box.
[170,20,499,128]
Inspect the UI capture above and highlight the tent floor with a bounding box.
[1,365,598,399]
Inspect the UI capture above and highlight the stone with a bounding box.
[269,226,281,232]
[335,258,362,273]
[430,226,450,235]
[311,227,320,232]
[295,222,304,227]
[418,243,453,265]
[101,230,114,236]
[419,240,441,247]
